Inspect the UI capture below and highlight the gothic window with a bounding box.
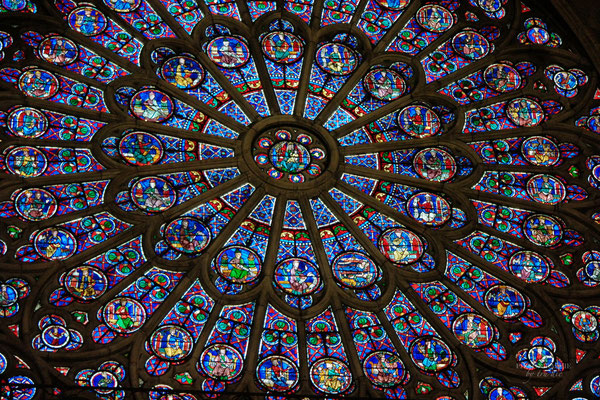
[0,0,599,399]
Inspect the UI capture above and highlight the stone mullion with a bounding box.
[0,169,125,192]
[0,326,77,395]
[329,307,382,399]
[193,47,262,123]
[297,197,335,283]
[321,190,475,395]
[145,0,194,39]
[139,72,252,134]
[312,54,372,127]
[193,185,266,301]
[333,180,460,283]
[292,39,316,116]
[319,192,399,284]
[104,120,240,148]
[329,95,417,139]
[462,187,593,222]
[130,190,264,347]
[243,18,282,115]
[294,306,312,394]
[339,136,474,155]
[91,1,151,47]
[377,281,477,398]
[23,249,155,358]
[0,96,125,123]
[371,0,423,54]
[342,163,446,192]
[235,193,287,391]
[309,0,325,28]
[0,157,239,201]
[231,291,268,393]
[154,174,248,224]
[298,195,384,397]
[373,307,443,393]
[336,178,435,235]
[25,57,113,94]
[347,0,368,27]
[471,215,581,260]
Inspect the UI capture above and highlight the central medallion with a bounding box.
[254,128,326,183]
[270,140,311,174]
[241,117,340,196]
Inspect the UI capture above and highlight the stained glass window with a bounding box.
[0,0,600,398]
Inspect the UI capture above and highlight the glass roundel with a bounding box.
[0,0,599,399]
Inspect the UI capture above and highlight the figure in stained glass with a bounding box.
[34,227,76,260]
[262,31,303,64]
[413,148,457,182]
[68,7,107,36]
[452,313,494,348]
[489,387,516,400]
[526,174,565,204]
[257,356,299,391]
[160,56,204,89]
[554,70,577,91]
[130,90,174,122]
[509,251,550,283]
[316,42,357,75]
[150,325,193,361]
[506,98,544,127]
[64,266,108,301]
[274,258,320,295]
[7,107,47,138]
[41,324,71,349]
[572,310,598,333]
[362,351,405,387]
[19,69,59,99]
[165,217,211,254]
[200,344,243,381]
[332,252,378,288]
[416,5,453,32]
[378,228,424,264]
[15,188,57,221]
[410,337,452,372]
[586,261,600,282]
[103,298,146,333]
[527,346,554,369]
[0,284,18,308]
[89,370,118,393]
[521,136,560,166]
[2,0,26,11]
[208,36,249,68]
[363,68,406,101]
[38,36,78,65]
[524,214,562,247]
[528,26,550,44]
[398,105,441,137]
[119,132,163,165]
[130,177,176,212]
[5,146,47,177]
[452,31,490,60]
[103,0,141,13]
[270,141,311,173]
[406,192,451,226]
[310,358,352,394]
[484,285,526,319]
[484,63,522,93]
[216,246,261,283]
